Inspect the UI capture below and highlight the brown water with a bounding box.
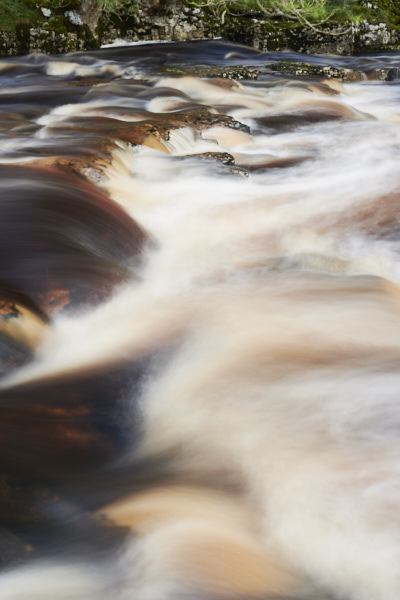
[1,39,400,600]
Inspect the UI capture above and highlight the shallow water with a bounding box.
[1,39,400,600]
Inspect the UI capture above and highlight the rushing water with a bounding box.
[2,38,400,600]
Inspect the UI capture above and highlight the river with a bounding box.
[1,39,400,600]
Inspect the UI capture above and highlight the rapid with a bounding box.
[1,38,400,600]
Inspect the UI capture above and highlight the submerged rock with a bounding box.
[0,299,47,375]
[0,165,146,319]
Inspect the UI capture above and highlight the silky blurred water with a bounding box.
[1,39,400,600]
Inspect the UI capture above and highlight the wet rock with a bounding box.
[46,107,250,147]
[192,151,236,165]
[159,65,261,80]
[252,100,366,134]
[182,151,249,178]
[365,68,392,81]
[207,78,240,90]
[0,299,47,375]
[0,360,145,480]
[238,156,309,172]
[0,525,35,569]
[265,61,400,85]
[0,165,146,318]
[0,475,128,569]
[64,76,117,87]
[28,143,117,184]
[386,68,400,81]
[0,111,29,129]
[267,62,366,83]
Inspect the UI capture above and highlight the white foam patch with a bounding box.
[100,37,221,49]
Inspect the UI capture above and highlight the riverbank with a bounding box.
[0,0,399,57]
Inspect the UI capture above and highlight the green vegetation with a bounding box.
[183,0,364,27]
[28,0,80,9]
[102,0,139,20]
[0,0,40,30]
[372,0,400,29]
[0,0,80,31]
